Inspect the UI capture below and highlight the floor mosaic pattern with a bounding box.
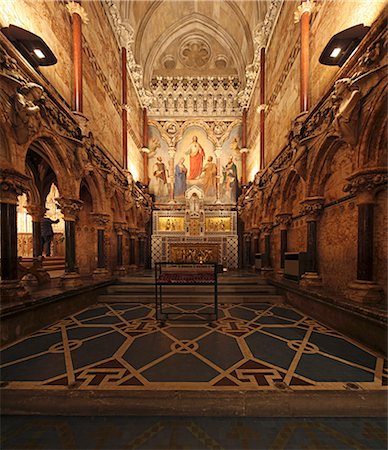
[1,302,387,391]
[1,416,387,450]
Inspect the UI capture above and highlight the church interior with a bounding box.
[0,0,387,448]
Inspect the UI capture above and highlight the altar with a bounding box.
[151,187,238,268]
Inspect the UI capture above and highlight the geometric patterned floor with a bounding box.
[1,302,387,391]
[1,415,387,449]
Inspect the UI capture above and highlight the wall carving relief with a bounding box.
[178,37,211,68]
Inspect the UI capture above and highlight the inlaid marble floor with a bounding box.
[1,302,387,391]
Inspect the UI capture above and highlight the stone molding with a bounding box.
[343,168,388,197]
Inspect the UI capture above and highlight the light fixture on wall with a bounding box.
[319,24,370,67]
[1,24,57,67]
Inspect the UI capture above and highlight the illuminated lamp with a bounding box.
[1,24,57,67]
[319,24,370,67]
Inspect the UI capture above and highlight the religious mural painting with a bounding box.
[148,123,242,205]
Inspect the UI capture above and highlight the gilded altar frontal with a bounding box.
[0,0,387,440]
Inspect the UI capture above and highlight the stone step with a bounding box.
[98,293,286,304]
[106,285,279,295]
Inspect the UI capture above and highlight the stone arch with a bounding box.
[78,172,105,213]
[281,170,303,215]
[143,13,246,86]
[0,122,12,169]
[24,136,76,199]
[306,137,347,197]
[111,192,125,222]
[358,86,387,167]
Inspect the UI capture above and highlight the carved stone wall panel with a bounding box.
[374,190,388,297]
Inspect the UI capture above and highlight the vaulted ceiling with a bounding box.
[118,0,269,87]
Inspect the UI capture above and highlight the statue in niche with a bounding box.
[186,136,205,180]
[189,193,200,216]
[150,156,168,198]
[174,157,187,197]
[223,156,238,202]
[202,155,217,197]
[12,82,44,144]
[331,78,361,146]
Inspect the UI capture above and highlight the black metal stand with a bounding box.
[154,262,219,326]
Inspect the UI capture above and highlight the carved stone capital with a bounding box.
[294,0,316,23]
[259,221,273,235]
[141,147,150,154]
[55,198,83,221]
[275,213,292,229]
[343,168,388,199]
[25,204,46,221]
[66,1,89,24]
[240,147,249,154]
[256,104,268,113]
[113,221,126,234]
[299,196,325,219]
[91,213,111,229]
[0,169,30,204]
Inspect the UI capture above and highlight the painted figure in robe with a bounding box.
[186,136,205,180]
[223,156,238,202]
[150,156,168,198]
[202,155,217,197]
[174,157,187,197]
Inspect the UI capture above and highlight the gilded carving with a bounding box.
[158,217,185,232]
[170,244,219,263]
[205,217,231,232]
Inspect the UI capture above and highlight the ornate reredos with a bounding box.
[102,0,283,114]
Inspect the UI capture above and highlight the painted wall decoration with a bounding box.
[148,122,242,205]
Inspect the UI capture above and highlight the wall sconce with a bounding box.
[1,24,57,67]
[319,24,370,67]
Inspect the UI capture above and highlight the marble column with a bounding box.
[91,213,110,279]
[24,204,50,283]
[114,222,126,276]
[138,233,146,268]
[128,229,138,270]
[142,108,149,185]
[259,46,266,170]
[66,1,89,113]
[24,204,45,258]
[0,171,30,306]
[56,197,83,287]
[275,213,292,274]
[121,47,128,170]
[294,0,315,113]
[260,222,273,273]
[299,197,324,287]
[241,109,248,184]
[345,170,386,303]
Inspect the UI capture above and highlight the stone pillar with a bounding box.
[114,222,126,276]
[299,197,324,287]
[259,47,266,170]
[294,0,315,113]
[214,146,222,204]
[275,213,292,274]
[128,229,138,270]
[66,1,89,113]
[260,222,273,273]
[0,170,30,306]
[91,213,110,279]
[56,197,83,287]
[168,146,176,203]
[138,233,146,268]
[345,170,386,303]
[241,108,248,184]
[121,47,128,170]
[24,204,45,258]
